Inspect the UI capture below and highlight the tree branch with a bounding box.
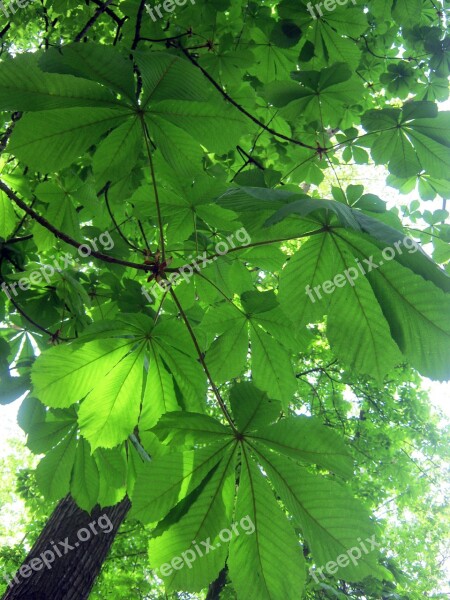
[178,44,318,151]
[0,181,152,274]
[74,0,115,42]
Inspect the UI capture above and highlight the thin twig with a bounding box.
[0,180,152,273]
[178,44,317,151]
[141,118,166,260]
[169,288,237,431]
[74,0,115,42]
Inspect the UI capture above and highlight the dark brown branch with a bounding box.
[0,23,10,39]
[131,0,147,50]
[89,0,123,25]
[74,0,115,42]
[0,181,152,273]
[178,44,317,151]
[6,294,71,341]
[4,234,33,245]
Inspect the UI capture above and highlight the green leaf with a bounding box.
[135,52,210,108]
[255,447,383,582]
[140,348,179,429]
[0,53,123,111]
[93,116,142,186]
[71,438,100,512]
[35,425,77,501]
[130,441,231,524]
[148,446,237,592]
[0,188,16,238]
[250,416,353,478]
[228,449,306,599]
[149,100,248,154]
[78,347,145,449]
[31,339,134,408]
[205,318,248,383]
[279,234,337,326]
[26,409,76,453]
[326,236,403,382]
[342,232,450,379]
[152,412,231,446]
[8,108,130,172]
[230,382,281,433]
[250,323,297,404]
[39,43,137,104]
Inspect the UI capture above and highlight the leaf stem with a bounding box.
[141,118,166,260]
[169,287,237,432]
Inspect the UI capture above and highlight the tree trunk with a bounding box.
[2,495,130,600]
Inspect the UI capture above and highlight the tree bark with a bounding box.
[2,495,130,600]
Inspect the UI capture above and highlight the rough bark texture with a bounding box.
[2,495,130,600]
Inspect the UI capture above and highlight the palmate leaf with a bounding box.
[341,231,450,380]
[270,197,450,380]
[201,300,298,397]
[264,63,365,128]
[361,103,450,179]
[310,21,362,70]
[229,382,281,433]
[3,51,245,176]
[132,383,380,598]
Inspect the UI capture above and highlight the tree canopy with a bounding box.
[0,0,449,598]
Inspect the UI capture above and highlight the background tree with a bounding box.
[0,0,449,599]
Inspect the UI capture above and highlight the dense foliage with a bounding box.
[0,0,449,598]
